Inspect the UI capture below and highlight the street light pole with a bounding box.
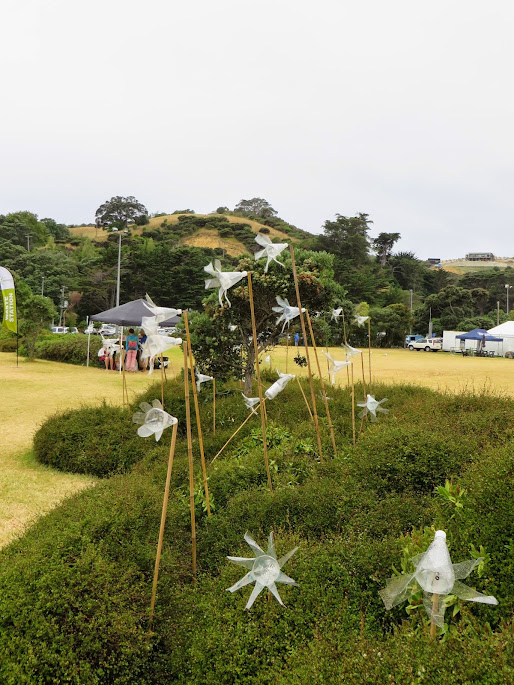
[409,289,413,335]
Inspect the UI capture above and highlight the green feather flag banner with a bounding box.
[0,266,17,333]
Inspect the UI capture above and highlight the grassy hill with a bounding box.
[68,213,310,258]
[440,257,514,274]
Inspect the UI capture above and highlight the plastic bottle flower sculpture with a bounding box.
[141,313,183,375]
[265,371,295,400]
[132,400,177,441]
[357,394,388,421]
[204,259,248,307]
[100,336,120,357]
[254,234,288,272]
[354,315,369,327]
[331,307,343,320]
[242,394,260,414]
[272,296,305,333]
[343,343,362,360]
[323,350,350,385]
[196,371,214,393]
[380,530,498,628]
[227,532,298,609]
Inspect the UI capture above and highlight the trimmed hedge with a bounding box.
[25,333,103,365]
[0,379,512,682]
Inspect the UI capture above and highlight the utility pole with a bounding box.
[41,276,45,296]
[506,284,512,315]
[409,289,413,334]
[25,233,32,251]
[59,285,65,326]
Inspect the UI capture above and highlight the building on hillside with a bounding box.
[465,252,495,261]
[427,258,441,265]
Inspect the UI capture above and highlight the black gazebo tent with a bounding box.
[90,299,181,327]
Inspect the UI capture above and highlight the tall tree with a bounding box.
[94,196,148,229]
[372,232,401,267]
[234,198,278,219]
[319,213,372,266]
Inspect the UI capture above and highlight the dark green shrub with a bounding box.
[0,328,17,351]
[33,403,158,477]
[25,333,103,365]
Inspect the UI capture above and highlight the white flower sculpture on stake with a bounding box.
[141,313,183,375]
[227,532,298,609]
[265,370,295,400]
[242,394,260,414]
[272,296,305,333]
[204,259,248,307]
[343,343,362,360]
[100,336,120,357]
[254,234,288,272]
[132,400,177,441]
[380,530,498,629]
[196,371,214,393]
[357,394,388,422]
[354,315,369,327]
[331,308,343,320]
[323,350,350,385]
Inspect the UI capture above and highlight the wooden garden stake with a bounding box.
[295,376,313,421]
[286,329,289,373]
[306,310,337,454]
[213,378,216,434]
[367,317,372,392]
[160,353,165,408]
[289,245,323,462]
[351,362,356,445]
[183,340,197,580]
[247,272,273,493]
[341,309,350,389]
[148,421,178,630]
[183,311,211,516]
[210,404,261,465]
[430,594,439,640]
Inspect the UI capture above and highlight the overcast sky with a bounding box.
[1,0,513,260]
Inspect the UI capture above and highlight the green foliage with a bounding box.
[0,328,17,351]
[16,280,57,360]
[28,333,103,365]
[95,195,148,229]
[234,197,278,218]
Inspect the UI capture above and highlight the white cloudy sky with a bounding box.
[1,0,513,259]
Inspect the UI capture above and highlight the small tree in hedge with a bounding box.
[17,280,57,360]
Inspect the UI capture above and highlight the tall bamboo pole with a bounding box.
[183,340,196,580]
[295,376,313,421]
[306,311,337,454]
[160,353,165,408]
[341,309,350,388]
[213,378,216,434]
[148,421,178,629]
[289,245,323,461]
[430,594,439,639]
[183,311,211,516]
[247,273,273,493]
[210,404,260,464]
[286,330,289,373]
[351,363,356,445]
[367,317,372,392]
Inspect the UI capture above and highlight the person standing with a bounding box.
[125,328,139,372]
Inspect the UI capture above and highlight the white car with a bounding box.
[408,337,443,352]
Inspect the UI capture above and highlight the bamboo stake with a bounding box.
[183,340,196,580]
[247,272,273,493]
[160,353,165,409]
[358,352,368,435]
[210,405,260,464]
[295,376,313,421]
[213,378,216,434]
[148,421,178,630]
[306,311,337,454]
[367,317,372,392]
[289,245,323,461]
[341,309,350,389]
[183,311,211,517]
[430,594,439,639]
[286,330,289,373]
[351,362,356,445]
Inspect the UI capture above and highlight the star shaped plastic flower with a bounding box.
[380,530,498,628]
[242,394,260,414]
[196,371,214,392]
[323,350,350,385]
[140,314,182,375]
[227,532,298,609]
[265,371,295,400]
[357,394,388,421]
[331,308,343,320]
[272,296,305,333]
[100,336,120,356]
[204,259,248,307]
[132,400,177,441]
[354,315,369,327]
[254,234,288,272]
[343,343,362,360]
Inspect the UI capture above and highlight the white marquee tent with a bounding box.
[487,321,514,356]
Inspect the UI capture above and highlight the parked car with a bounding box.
[408,337,443,352]
[404,334,424,347]
[51,326,68,334]
[99,325,117,336]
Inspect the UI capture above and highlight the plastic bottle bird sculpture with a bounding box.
[204,259,248,307]
[242,394,260,414]
[254,234,288,272]
[265,371,295,400]
[357,394,388,421]
[354,315,369,327]
[141,313,183,375]
[196,371,214,393]
[272,296,305,333]
[132,400,177,441]
[323,350,350,385]
[331,308,343,320]
[343,343,362,360]
[380,530,498,630]
[143,296,182,321]
[227,532,298,609]
[100,336,120,357]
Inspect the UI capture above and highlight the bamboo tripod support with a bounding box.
[183,312,211,517]
[295,376,313,421]
[286,331,289,373]
[306,311,337,454]
[340,309,350,389]
[289,245,323,462]
[247,273,273,494]
[160,354,165,408]
[358,353,368,435]
[148,421,178,630]
[210,405,260,465]
[183,340,197,580]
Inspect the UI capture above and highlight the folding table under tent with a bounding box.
[455,328,503,355]
[86,298,181,367]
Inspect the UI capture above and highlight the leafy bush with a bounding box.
[0,328,17,352]
[23,333,103,365]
